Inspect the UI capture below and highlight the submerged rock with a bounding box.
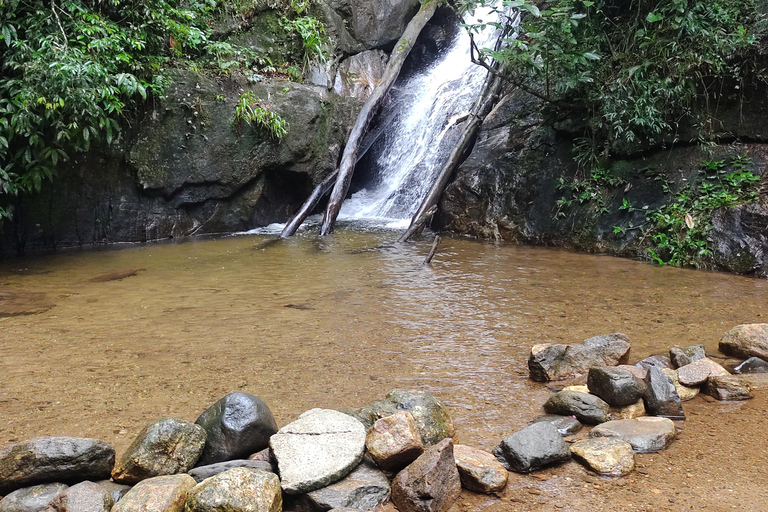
[704,375,754,400]
[111,474,195,512]
[720,324,768,360]
[111,418,206,484]
[365,412,424,472]
[45,481,113,512]
[587,366,647,407]
[194,392,278,467]
[184,468,281,512]
[0,483,68,512]
[733,356,768,374]
[643,367,685,420]
[569,438,635,477]
[677,358,730,386]
[453,445,508,494]
[669,345,706,368]
[270,408,366,494]
[391,439,461,512]
[188,460,273,483]
[590,417,677,453]
[531,415,582,436]
[528,333,631,382]
[493,422,570,473]
[0,437,115,495]
[304,459,390,511]
[543,390,610,424]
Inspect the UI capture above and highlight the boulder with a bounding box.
[194,392,278,467]
[346,389,454,446]
[111,474,195,512]
[184,468,281,512]
[0,438,115,495]
[669,345,706,368]
[304,459,390,511]
[608,399,646,420]
[660,369,699,401]
[590,417,677,453]
[365,412,424,472]
[44,481,113,512]
[618,365,647,380]
[95,481,132,504]
[677,358,730,386]
[733,356,768,374]
[543,390,610,424]
[111,418,206,484]
[643,367,685,420]
[0,483,68,512]
[390,439,461,512]
[635,355,673,371]
[569,438,635,477]
[270,409,366,494]
[704,375,754,400]
[188,460,273,483]
[528,333,631,382]
[453,445,508,494]
[587,366,647,407]
[719,324,768,360]
[530,415,582,436]
[492,422,570,473]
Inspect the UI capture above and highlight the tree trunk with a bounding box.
[280,170,338,238]
[319,0,444,236]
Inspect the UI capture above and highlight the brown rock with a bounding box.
[111,474,195,512]
[570,438,635,477]
[609,399,646,420]
[453,445,508,494]
[720,324,768,360]
[677,358,730,386]
[391,438,461,512]
[528,333,631,382]
[366,412,424,472]
[661,368,700,401]
[45,481,113,512]
[184,468,281,512]
[618,365,647,380]
[704,375,754,400]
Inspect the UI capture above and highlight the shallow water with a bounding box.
[2,229,767,509]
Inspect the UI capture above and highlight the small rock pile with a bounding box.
[1,325,767,512]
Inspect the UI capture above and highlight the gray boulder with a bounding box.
[635,355,673,371]
[391,439,461,512]
[0,438,115,495]
[184,468,281,512]
[587,366,647,407]
[44,481,113,512]
[643,367,685,420]
[95,481,131,504]
[704,375,754,400]
[0,483,68,512]
[188,460,273,483]
[493,422,570,473]
[528,333,631,382]
[304,459,390,511]
[194,393,278,466]
[590,417,677,453]
[111,474,195,512]
[733,356,768,374]
[677,358,730,386]
[669,345,706,368]
[531,415,582,436]
[719,324,768,360]
[543,390,610,424]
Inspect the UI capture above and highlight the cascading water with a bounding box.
[338,7,503,229]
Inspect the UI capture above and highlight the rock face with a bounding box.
[569,438,635,477]
[733,356,768,374]
[391,439,461,512]
[320,0,422,53]
[660,369,700,401]
[270,409,366,494]
[194,393,278,467]
[677,358,730,386]
[184,468,281,512]
[704,375,754,400]
[365,412,424,472]
[669,345,706,368]
[0,437,115,495]
[643,367,685,420]
[111,418,206,484]
[347,389,454,446]
[111,474,195,512]
[720,324,768,360]
[531,415,582,435]
[493,422,570,473]
[528,333,631,382]
[543,390,610,424]
[587,366,647,407]
[188,460,273,483]
[453,445,508,494]
[0,483,68,512]
[304,459,390,511]
[590,417,677,453]
[45,481,113,512]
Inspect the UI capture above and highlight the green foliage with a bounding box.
[554,167,625,218]
[235,91,288,139]
[280,14,329,72]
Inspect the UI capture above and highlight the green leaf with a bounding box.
[646,12,663,23]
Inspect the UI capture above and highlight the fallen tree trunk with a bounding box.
[280,170,338,238]
[319,0,443,236]
[423,235,441,265]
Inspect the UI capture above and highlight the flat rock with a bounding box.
[194,392,278,466]
[531,415,582,435]
[0,437,115,495]
[365,411,424,472]
[569,438,635,477]
[618,365,647,380]
[270,408,366,494]
[95,480,132,504]
[720,324,768,360]
[677,358,730,386]
[528,333,631,382]
[704,375,754,400]
[608,399,646,420]
[391,439,461,512]
[45,481,113,512]
[184,468,281,512]
[304,459,390,511]
[587,366,646,407]
[733,356,768,374]
[188,460,273,483]
[112,418,206,484]
[453,445,508,494]
[643,367,685,420]
[493,422,570,473]
[635,355,673,371]
[590,417,677,453]
[660,369,699,401]
[0,483,68,512]
[669,345,706,368]
[543,390,610,424]
[111,474,195,512]
[346,389,454,446]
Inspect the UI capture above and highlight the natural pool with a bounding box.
[1,229,767,510]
